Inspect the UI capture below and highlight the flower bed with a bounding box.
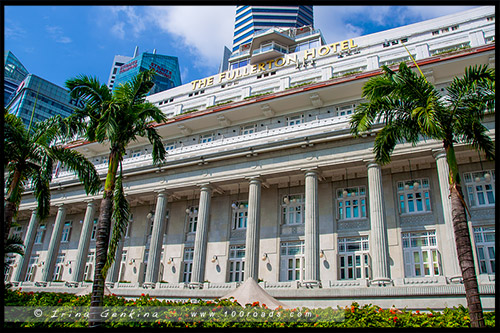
[3,288,495,328]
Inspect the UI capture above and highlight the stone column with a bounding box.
[69,200,96,286]
[39,204,66,285]
[11,209,39,284]
[304,169,321,287]
[190,185,212,288]
[433,149,461,282]
[244,177,262,281]
[143,190,169,288]
[106,240,124,287]
[366,162,391,285]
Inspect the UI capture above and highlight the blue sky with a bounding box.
[4,5,479,89]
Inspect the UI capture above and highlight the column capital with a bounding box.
[245,175,263,183]
[83,198,96,204]
[364,159,381,169]
[432,148,447,160]
[197,183,213,192]
[153,188,169,196]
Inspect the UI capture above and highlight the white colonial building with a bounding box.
[6,6,495,310]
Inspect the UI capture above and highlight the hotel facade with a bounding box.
[6,6,495,310]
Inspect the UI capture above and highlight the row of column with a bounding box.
[11,149,461,287]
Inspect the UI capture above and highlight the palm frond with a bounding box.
[5,235,25,257]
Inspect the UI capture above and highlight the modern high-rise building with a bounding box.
[4,50,29,106]
[5,74,83,128]
[232,6,314,53]
[7,6,495,312]
[107,46,140,91]
[112,50,182,96]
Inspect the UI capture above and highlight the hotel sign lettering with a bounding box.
[191,39,358,90]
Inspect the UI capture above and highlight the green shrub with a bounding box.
[3,289,495,328]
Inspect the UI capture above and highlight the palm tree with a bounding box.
[65,69,168,327]
[3,110,102,246]
[350,62,494,328]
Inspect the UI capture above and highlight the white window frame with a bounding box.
[232,201,248,229]
[199,133,214,144]
[473,226,495,274]
[397,178,431,214]
[186,207,198,233]
[142,249,149,283]
[84,251,95,281]
[402,231,441,278]
[464,170,495,207]
[281,194,305,225]
[338,236,371,280]
[34,224,46,244]
[240,124,256,135]
[52,253,65,281]
[287,114,304,126]
[164,142,176,152]
[280,241,305,282]
[25,255,39,282]
[228,245,245,282]
[336,104,355,117]
[61,221,72,243]
[131,149,142,158]
[182,248,194,283]
[336,186,367,220]
[89,218,98,240]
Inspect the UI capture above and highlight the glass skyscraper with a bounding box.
[4,50,29,106]
[232,6,314,53]
[112,52,182,95]
[5,74,80,128]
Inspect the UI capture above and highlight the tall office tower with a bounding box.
[5,74,81,128]
[232,6,314,53]
[112,50,182,96]
[107,47,138,91]
[4,50,29,106]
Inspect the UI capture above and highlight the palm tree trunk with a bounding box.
[4,169,22,245]
[88,149,121,328]
[445,144,485,328]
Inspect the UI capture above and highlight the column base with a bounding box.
[187,282,204,289]
[105,282,116,288]
[369,278,393,287]
[35,281,48,287]
[10,281,21,287]
[142,282,156,289]
[65,281,80,288]
[300,280,322,288]
[447,276,463,284]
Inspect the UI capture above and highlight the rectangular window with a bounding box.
[241,124,256,135]
[473,227,495,274]
[280,241,305,282]
[232,201,248,229]
[84,251,95,281]
[282,194,305,225]
[90,219,98,240]
[338,236,370,280]
[182,248,194,283]
[336,186,367,220]
[464,170,495,207]
[228,245,245,282]
[287,115,303,126]
[199,133,213,144]
[337,104,355,116]
[186,207,198,233]
[402,231,440,278]
[52,253,65,281]
[25,255,39,282]
[397,178,431,214]
[34,224,46,244]
[61,221,72,242]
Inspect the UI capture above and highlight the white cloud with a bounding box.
[45,25,72,44]
[315,6,478,43]
[145,6,235,70]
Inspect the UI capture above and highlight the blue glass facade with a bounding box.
[4,51,29,106]
[5,74,81,128]
[232,6,314,53]
[112,53,182,95]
